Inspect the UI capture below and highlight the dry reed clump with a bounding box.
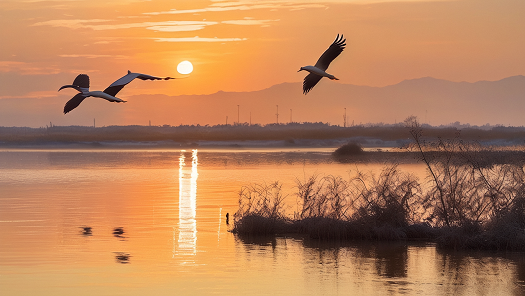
[295,174,352,221]
[478,195,525,250]
[293,174,358,240]
[295,217,358,240]
[233,165,433,240]
[232,182,292,236]
[406,116,525,250]
[350,166,432,240]
[293,166,428,240]
[437,196,525,250]
[350,166,423,229]
[232,117,525,250]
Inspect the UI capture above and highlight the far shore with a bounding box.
[2,123,525,149]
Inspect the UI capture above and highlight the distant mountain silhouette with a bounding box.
[1,76,525,127]
[123,75,525,127]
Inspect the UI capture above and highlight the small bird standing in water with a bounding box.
[113,227,125,238]
[80,226,92,236]
[226,213,230,225]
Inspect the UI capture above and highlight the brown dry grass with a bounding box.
[232,117,525,250]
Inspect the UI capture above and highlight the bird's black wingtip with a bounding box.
[334,34,346,46]
[63,105,72,114]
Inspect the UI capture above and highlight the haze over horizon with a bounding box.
[1,0,524,127]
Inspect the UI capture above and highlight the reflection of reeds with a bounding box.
[233,117,525,250]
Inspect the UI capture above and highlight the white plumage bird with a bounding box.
[298,34,346,94]
[59,71,174,114]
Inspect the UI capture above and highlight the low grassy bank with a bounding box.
[232,118,525,251]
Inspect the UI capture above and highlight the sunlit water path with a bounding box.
[0,149,524,295]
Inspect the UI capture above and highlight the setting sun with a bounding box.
[177,61,193,75]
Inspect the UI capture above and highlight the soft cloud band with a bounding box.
[154,36,247,42]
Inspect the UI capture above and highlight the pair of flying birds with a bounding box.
[60,34,346,114]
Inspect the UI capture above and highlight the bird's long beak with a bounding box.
[297,69,302,72]
[58,85,82,92]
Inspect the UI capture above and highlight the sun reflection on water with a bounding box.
[176,149,198,260]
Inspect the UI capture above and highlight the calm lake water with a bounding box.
[1,148,524,296]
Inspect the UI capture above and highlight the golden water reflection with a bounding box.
[177,149,198,259]
[1,150,525,295]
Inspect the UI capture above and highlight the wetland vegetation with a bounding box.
[233,117,525,251]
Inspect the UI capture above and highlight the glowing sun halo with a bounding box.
[177,61,193,75]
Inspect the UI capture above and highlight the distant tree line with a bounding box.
[0,120,525,145]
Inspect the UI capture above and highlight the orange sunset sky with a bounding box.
[1,0,524,127]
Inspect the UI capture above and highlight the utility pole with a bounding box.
[290,109,292,123]
[237,105,240,125]
[250,112,252,126]
[276,105,279,124]
[343,108,347,127]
